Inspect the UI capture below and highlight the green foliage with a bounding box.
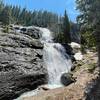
[76,0,100,48]
[87,63,96,73]
[81,31,96,47]
[54,32,66,43]
[0,1,60,27]
[0,5,11,25]
[80,45,86,54]
[3,25,9,33]
[76,0,100,26]
[53,10,73,43]
[0,0,4,12]
[62,10,71,43]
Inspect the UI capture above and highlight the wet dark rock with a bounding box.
[20,26,42,39]
[27,27,42,39]
[71,64,76,71]
[20,27,27,32]
[62,43,74,55]
[62,43,75,62]
[61,73,76,86]
[0,26,48,100]
[70,55,76,62]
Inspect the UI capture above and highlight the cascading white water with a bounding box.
[40,28,72,87]
[15,28,72,99]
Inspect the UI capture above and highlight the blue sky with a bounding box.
[4,0,79,22]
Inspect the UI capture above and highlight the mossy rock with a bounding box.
[2,26,9,33]
[71,61,84,72]
[87,63,96,73]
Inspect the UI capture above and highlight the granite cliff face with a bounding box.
[0,26,48,100]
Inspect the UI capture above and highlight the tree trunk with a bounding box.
[96,29,100,68]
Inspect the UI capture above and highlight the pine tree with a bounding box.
[76,0,100,62]
[62,10,71,43]
[0,0,4,13]
[0,6,11,25]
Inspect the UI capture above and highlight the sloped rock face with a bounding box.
[0,26,48,100]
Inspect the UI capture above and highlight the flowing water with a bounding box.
[40,28,72,87]
[15,27,72,99]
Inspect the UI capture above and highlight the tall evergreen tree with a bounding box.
[76,0,100,64]
[62,10,71,43]
[0,0,4,13]
[0,6,11,25]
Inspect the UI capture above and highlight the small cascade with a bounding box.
[40,28,72,87]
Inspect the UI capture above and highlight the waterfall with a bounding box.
[15,28,72,99]
[40,28,72,87]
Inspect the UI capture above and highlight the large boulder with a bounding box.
[0,26,48,100]
[61,73,76,86]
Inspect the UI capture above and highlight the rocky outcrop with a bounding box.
[0,26,48,100]
[10,25,42,39]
